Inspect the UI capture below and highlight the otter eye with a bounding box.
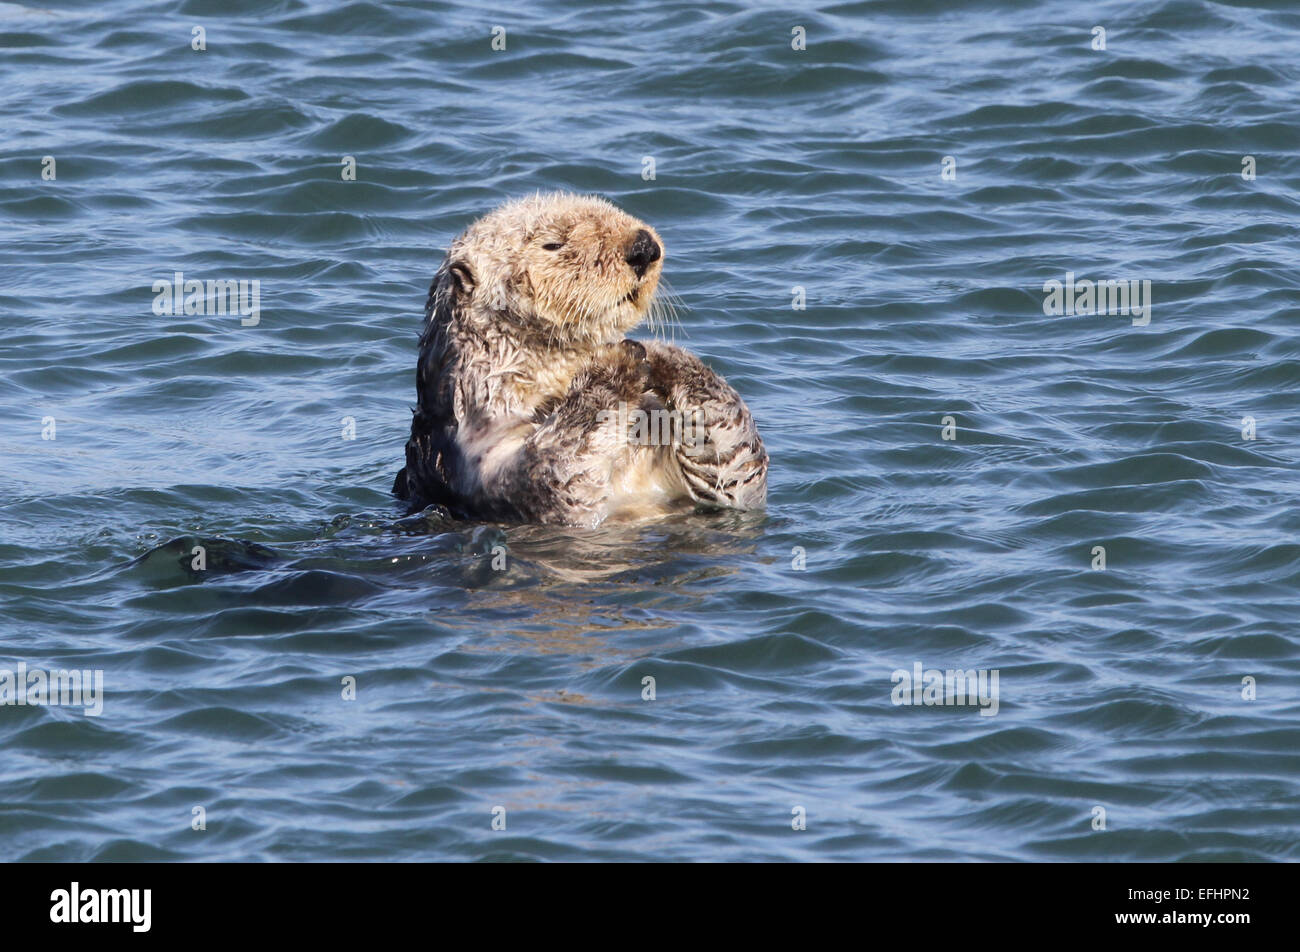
[541,241,564,251]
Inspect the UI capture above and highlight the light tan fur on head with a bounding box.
[446,192,664,348]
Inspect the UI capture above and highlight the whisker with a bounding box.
[651,278,688,344]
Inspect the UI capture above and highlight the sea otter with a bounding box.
[392,192,767,526]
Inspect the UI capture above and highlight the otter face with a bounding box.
[444,193,664,345]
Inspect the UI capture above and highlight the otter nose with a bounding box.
[625,229,661,278]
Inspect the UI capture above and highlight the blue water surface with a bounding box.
[1,0,1298,861]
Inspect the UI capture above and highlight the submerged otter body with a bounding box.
[392,192,767,526]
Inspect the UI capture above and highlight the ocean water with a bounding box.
[1,0,1298,862]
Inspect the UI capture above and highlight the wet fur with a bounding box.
[393,193,767,526]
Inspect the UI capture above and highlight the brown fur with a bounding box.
[393,192,767,526]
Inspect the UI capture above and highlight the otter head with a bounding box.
[431,192,664,346]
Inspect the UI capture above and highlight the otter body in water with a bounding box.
[392,193,767,526]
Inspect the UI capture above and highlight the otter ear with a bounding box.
[448,260,475,295]
[424,255,475,324]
